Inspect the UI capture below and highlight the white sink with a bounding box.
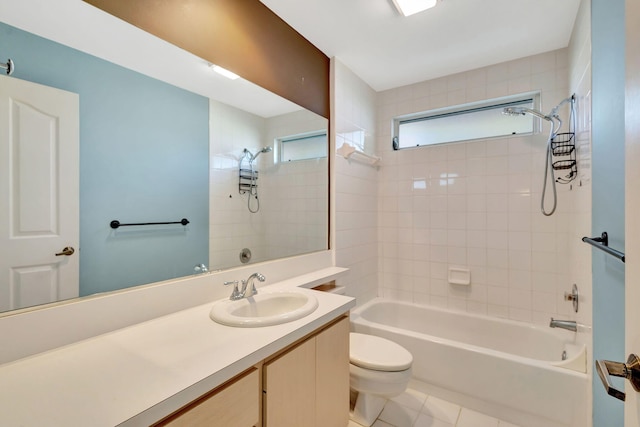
[209,291,319,327]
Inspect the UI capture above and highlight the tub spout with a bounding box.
[550,318,577,332]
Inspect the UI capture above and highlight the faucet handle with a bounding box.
[224,280,243,300]
[564,284,579,313]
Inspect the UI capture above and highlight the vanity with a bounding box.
[0,269,354,427]
[155,315,349,427]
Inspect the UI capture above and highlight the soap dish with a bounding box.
[448,267,471,286]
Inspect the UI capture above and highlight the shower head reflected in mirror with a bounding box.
[244,146,273,162]
[240,146,273,213]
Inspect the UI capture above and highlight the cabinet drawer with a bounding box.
[157,367,260,427]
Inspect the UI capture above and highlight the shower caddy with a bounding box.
[238,146,272,213]
[551,131,577,184]
[550,96,577,184]
[238,165,258,195]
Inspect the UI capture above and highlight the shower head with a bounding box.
[502,106,552,122]
[502,107,526,116]
[245,146,272,162]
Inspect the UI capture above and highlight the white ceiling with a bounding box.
[0,0,582,113]
[259,0,582,91]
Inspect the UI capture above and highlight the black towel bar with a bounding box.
[110,218,190,229]
[582,232,625,263]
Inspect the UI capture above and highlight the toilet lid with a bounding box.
[350,333,413,372]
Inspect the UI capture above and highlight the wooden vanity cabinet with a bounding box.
[315,316,350,426]
[263,316,350,427]
[152,314,349,427]
[152,367,260,427]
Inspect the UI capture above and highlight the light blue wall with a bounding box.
[0,23,209,296]
[591,0,626,425]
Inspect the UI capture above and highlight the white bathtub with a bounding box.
[350,298,588,427]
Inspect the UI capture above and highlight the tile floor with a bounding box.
[348,380,521,427]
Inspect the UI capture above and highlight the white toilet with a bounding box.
[349,332,413,426]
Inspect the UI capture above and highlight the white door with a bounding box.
[626,0,640,424]
[0,75,79,312]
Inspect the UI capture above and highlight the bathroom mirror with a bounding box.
[0,1,328,314]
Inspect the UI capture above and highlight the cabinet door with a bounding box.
[263,338,316,427]
[158,367,260,427]
[263,316,350,427]
[315,316,350,427]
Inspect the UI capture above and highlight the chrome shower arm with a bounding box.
[549,95,575,118]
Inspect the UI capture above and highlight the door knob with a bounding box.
[595,354,640,401]
[55,246,75,256]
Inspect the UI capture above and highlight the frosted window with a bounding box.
[393,96,537,149]
[279,131,327,162]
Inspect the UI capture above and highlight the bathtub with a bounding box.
[350,298,588,427]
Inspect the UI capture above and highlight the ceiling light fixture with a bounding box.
[391,0,437,16]
[211,64,240,80]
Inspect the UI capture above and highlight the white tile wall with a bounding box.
[334,59,379,304]
[375,48,589,325]
[209,99,267,270]
[262,110,329,261]
[208,100,328,271]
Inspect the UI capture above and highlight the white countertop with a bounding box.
[0,277,355,426]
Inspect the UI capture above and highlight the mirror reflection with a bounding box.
[209,100,328,271]
[0,2,328,314]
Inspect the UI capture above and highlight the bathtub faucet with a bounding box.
[549,318,577,332]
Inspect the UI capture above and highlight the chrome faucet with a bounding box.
[241,272,265,298]
[549,318,577,332]
[223,273,265,300]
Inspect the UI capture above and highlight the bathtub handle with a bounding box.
[595,354,640,401]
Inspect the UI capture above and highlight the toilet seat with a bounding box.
[350,333,413,372]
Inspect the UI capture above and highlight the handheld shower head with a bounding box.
[252,146,272,160]
[502,106,526,116]
[244,146,272,162]
[502,106,551,121]
[503,107,528,117]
